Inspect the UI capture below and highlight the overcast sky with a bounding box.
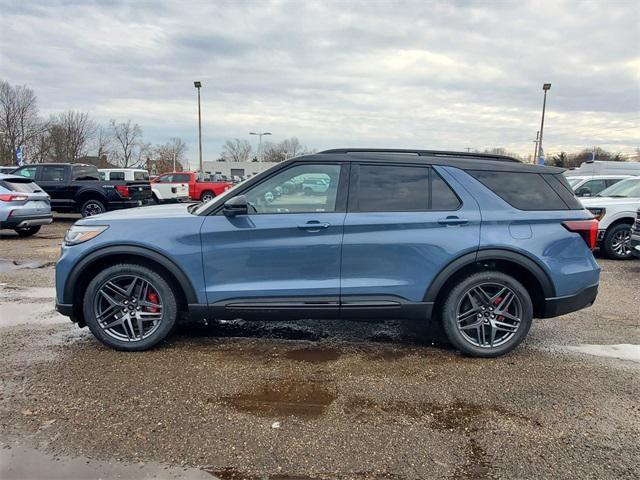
[1,0,638,163]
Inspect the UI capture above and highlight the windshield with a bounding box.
[596,178,640,198]
[566,177,583,187]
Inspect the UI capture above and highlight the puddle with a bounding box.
[223,378,335,418]
[209,469,321,480]
[565,344,640,363]
[284,346,341,363]
[0,259,54,273]
[0,302,66,327]
[0,446,212,479]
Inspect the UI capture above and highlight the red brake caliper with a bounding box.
[146,291,159,313]
[494,296,504,321]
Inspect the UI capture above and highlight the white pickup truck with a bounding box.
[149,173,190,203]
[581,177,640,259]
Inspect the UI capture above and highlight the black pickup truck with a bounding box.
[12,163,152,217]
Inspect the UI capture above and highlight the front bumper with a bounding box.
[1,213,53,229]
[541,284,599,318]
[630,233,640,259]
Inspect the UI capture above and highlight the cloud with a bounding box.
[0,0,638,161]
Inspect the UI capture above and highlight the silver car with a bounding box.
[0,173,53,237]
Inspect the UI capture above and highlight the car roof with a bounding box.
[565,174,632,179]
[295,149,565,174]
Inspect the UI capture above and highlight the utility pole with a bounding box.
[465,147,472,152]
[537,83,551,165]
[532,131,540,164]
[194,81,203,173]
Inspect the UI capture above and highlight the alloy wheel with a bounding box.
[611,229,631,257]
[84,201,104,216]
[455,282,523,348]
[93,275,164,342]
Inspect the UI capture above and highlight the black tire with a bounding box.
[80,198,106,217]
[602,223,633,260]
[200,190,215,203]
[441,271,533,358]
[152,192,161,204]
[303,187,313,195]
[82,263,178,351]
[15,225,41,237]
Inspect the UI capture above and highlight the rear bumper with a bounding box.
[541,284,599,318]
[1,213,53,229]
[630,233,640,259]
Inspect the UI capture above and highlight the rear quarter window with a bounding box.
[134,171,149,181]
[0,178,41,193]
[469,170,576,210]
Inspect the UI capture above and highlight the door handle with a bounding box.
[438,216,469,226]
[298,221,331,231]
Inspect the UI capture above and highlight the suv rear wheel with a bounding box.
[80,198,106,217]
[441,271,533,357]
[602,223,632,260]
[82,263,178,351]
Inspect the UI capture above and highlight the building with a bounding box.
[201,160,276,179]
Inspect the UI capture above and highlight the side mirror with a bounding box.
[223,195,248,217]
[577,187,591,197]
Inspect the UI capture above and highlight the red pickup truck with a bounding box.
[165,172,232,202]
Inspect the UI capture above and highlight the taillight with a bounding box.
[0,194,28,202]
[115,185,130,198]
[563,219,598,250]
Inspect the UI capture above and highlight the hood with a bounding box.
[78,203,195,224]
[580,196,640,208]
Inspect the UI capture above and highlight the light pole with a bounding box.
[249,132,271,165]
[537,83,551,165]
[194,81,203,173]
[532,130,540,164]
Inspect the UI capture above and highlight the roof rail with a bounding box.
[318,148,521,163]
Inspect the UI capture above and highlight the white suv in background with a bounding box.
[581,177,640,259]
[565,175,631,198]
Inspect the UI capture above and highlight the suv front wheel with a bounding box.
[83,263,178,351]
[441,271,533,357]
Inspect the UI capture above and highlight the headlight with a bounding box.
[587,208,606,221]
[64,225,109,245]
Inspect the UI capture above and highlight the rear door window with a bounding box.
[41,165,66,182]
[109,171,125,181]
[15,166,37,179]
[355,165,429,212]
[173,174,190,183]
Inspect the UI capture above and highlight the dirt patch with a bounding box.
[284,346,342,363]
[223,378,336,418]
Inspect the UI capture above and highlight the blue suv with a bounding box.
[55,149,600,357]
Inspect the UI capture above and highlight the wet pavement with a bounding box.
[0,216,639,479]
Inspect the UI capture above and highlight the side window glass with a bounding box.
[173,174,190,183]
[159,175,172,183]
[244,164,341,214]
[431,170,461,210]
[16,166,37,179]
[99,172,106,180]
[357,165,429,212]
[41,166,66,182]
[110,171,125,181]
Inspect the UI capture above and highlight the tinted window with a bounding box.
[245,164,341,214]
[134,171,149,181]
[357,165,429,211]
[109,171,125,181]
[431,170,461,210]
[173,174,190,183]
[1,178,40,193]
[72,166,99,180]
[15,166,37,179]
[158,174,173,183]
[577,179,606,196]
[469,171,569,210]
[605,178,624,188]
[41,165,66,182]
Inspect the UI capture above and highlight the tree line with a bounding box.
[0,80,187,172]
[219,137,313,163]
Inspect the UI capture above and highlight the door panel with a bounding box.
[340,165,481,304]
[37,165,69,209]
[200,162,346,317]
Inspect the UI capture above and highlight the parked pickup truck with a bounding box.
[158,171,232,202]
[150,173,190,203]
[12,163,152,217]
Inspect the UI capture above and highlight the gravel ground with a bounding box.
[1,216,639,480]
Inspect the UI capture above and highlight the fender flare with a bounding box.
[63,245,198,305]
[423,248,555,303]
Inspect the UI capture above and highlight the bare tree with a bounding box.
[0,80,46,165]
[46,110,96,162]
[108,119,150,168]
[152,137,188,173]
[94,125,112,162]
[221,138,252,162]
[262,137,312,162]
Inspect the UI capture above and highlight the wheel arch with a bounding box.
[64,245,198,323]
[424,249,555,318]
